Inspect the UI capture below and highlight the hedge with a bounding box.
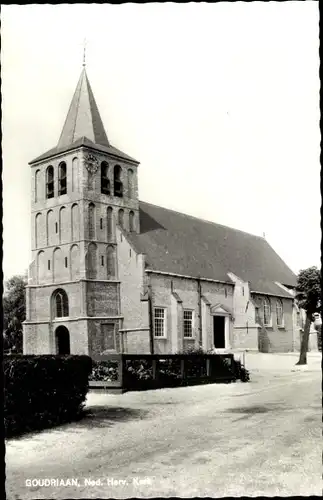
[90,359,119,382]
[4,355,92,438]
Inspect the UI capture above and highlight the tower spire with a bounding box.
[57,62,110,149]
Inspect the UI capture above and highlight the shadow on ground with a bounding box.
[6,406,149,441]
[76,405,149,429]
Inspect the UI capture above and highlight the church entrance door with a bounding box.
[55,325,70,355]
[213,316,226,349]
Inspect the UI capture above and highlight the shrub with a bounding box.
[89,360,119,382]
[177,345,207,355]
[124,358,153,381]
[4,355,92,438]
[158,358,182,382]
[233,359,250,382]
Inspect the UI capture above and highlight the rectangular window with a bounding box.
[183,310,194,338]
[65,257,68,268]
[154,308,166,338]
[296,312,301,327]
[48,260,51,270]
[101,255,104,266]
[55,222,58,233]
[100,218,103,230]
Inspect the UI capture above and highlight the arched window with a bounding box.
[35,212,42,248]
[37,250,46,284]
[263,297,271,326]
[53,289,69,318]
[118,209,124,229]
[87,242,97,279]
[71,203,80,241]
[101,162,110,195]
[58,162,67,196]
[72,157,78,192]
[129,211,135,232]
[70,244,80,280]
[276,299,284,326]
[46,209,55,246]
[59,206,69,244]
[107,207,113,240]
[127,169,134,198]
[88,203,96,239]
[35,169,40,202]
[107,245,116,278]
[114,165,123,197]
[46,166,54,199]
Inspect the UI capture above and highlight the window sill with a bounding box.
[277,325,286,330]
[154,336,167,340]
[183,337,195,340]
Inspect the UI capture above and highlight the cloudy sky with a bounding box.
[2,2,320,281]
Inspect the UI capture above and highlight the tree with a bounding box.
[3,273,27,354]
[295,266,321,365]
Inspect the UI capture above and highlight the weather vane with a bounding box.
[82,38,87,67]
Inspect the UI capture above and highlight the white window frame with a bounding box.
[263,297,272,327]
[154,307,167,339]
[276,299,284,328]
[183,309,195,338]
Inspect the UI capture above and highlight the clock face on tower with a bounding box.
[83,153,99,174]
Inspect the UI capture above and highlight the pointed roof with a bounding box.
[57,68,110,149]
[30,68,138,165]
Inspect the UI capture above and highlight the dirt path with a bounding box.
[5,363,321,498]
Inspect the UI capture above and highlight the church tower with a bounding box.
[23,66,140,355]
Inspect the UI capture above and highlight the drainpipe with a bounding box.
[147,281,154,354]
[197,277,202,348]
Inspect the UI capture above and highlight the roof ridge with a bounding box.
[139,200,265,240]
[71,70,83,143]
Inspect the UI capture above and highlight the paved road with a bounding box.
[5,365,322,498]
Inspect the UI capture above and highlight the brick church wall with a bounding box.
[252,294,294,352]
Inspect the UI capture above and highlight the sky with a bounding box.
[1,2,321,281]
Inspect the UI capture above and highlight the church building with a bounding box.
[23,66,303,356]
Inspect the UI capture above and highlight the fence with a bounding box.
[89,353,237,393]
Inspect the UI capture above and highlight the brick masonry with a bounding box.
[24,144,140,356]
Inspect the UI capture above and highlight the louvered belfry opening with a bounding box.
[114,165,123,197]
[101,161,110,195]
[58,162,67,196]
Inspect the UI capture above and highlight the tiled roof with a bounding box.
[29,69,138,165]
[58,68,110,149]
[126,201,297,298]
